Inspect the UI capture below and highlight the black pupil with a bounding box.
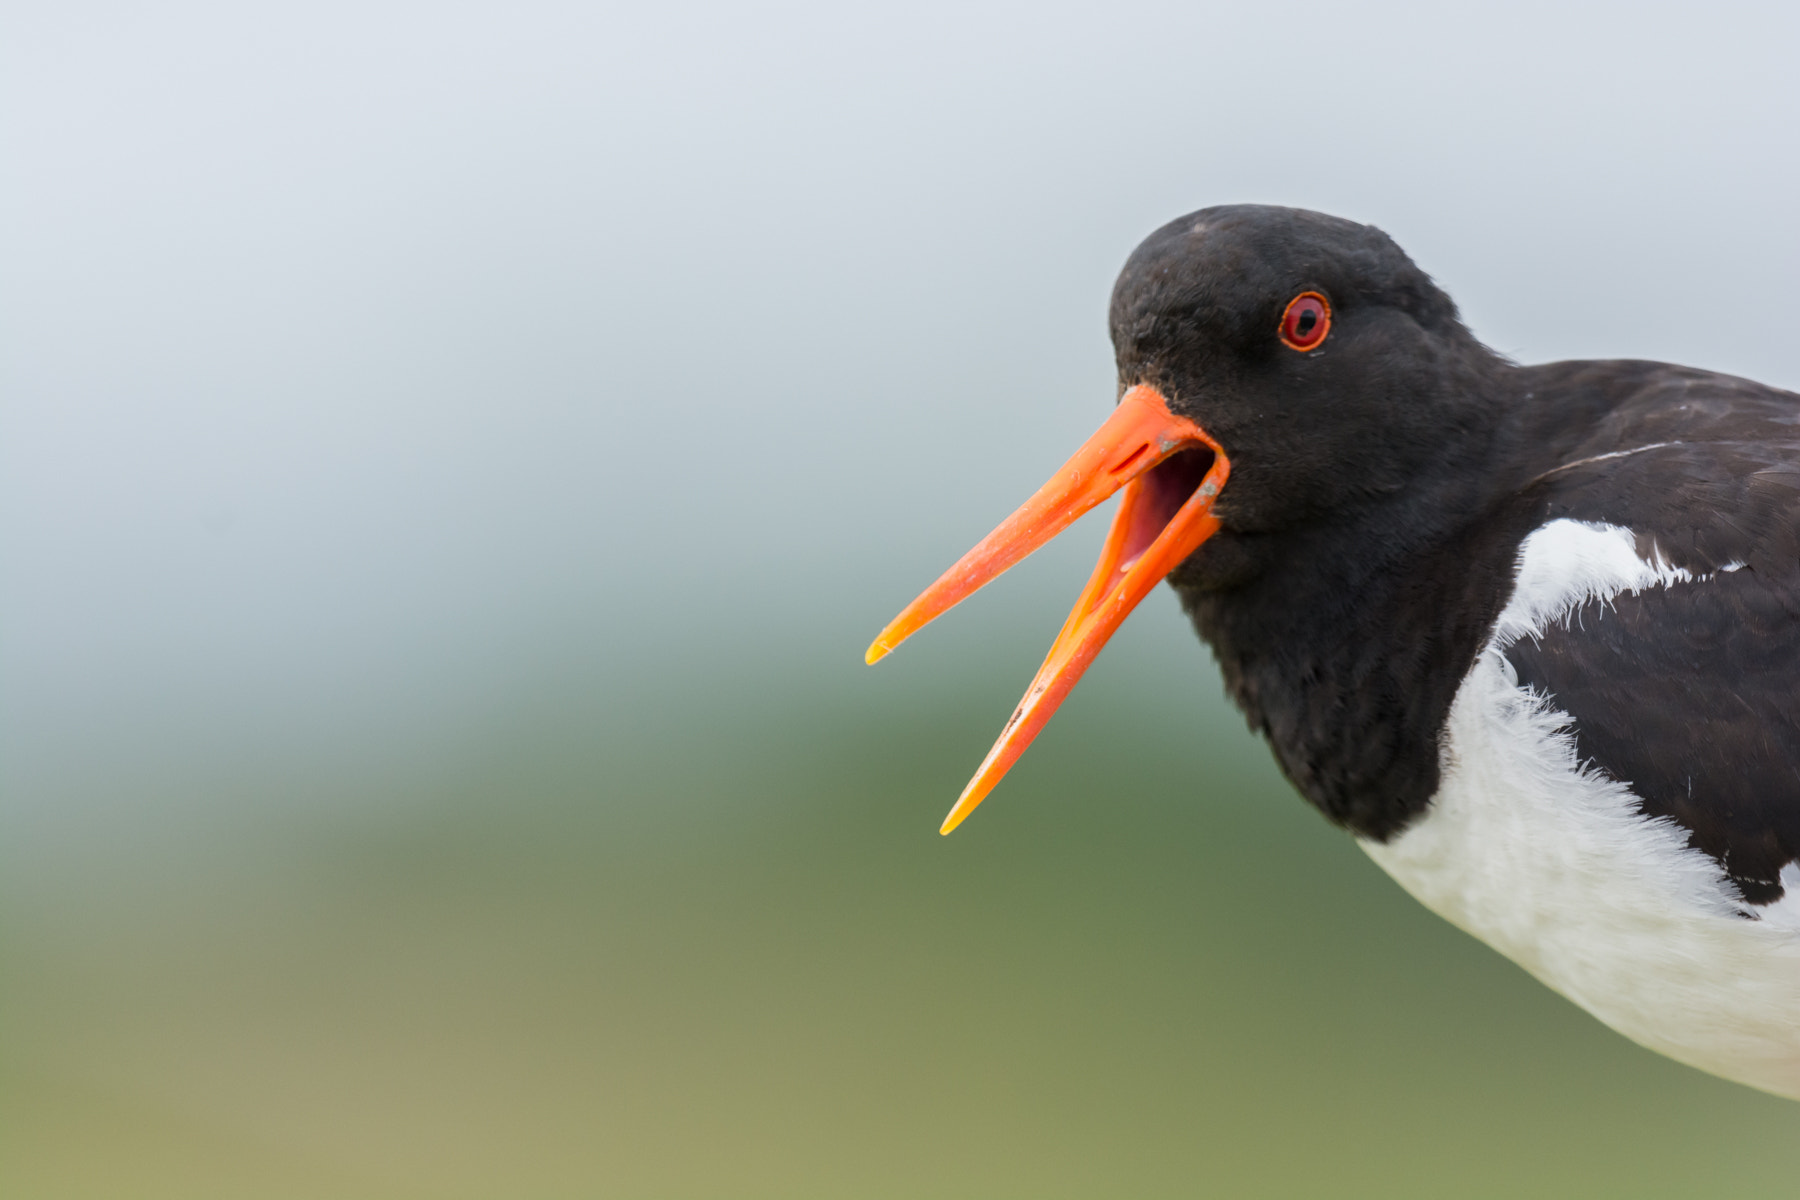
[1295,308,1317,337]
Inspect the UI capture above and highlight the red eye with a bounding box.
[1280,292,1331,351]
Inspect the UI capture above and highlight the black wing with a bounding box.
[1509,437,1800,905]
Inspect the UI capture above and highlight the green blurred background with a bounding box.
[5,2,1800,1196]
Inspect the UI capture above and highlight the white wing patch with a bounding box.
[1361,519,1800,1100]
[1491,519,1693,647]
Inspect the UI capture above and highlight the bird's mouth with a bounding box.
[866,383,1231,833]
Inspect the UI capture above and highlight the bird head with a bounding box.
[869,204,1495,832]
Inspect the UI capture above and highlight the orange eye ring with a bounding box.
[1279,291,1331,351]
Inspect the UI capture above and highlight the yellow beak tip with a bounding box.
[864,640,888,665]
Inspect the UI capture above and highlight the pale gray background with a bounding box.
[5,2,1799,1195]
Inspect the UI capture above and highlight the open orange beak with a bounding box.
[867,384,1231,834]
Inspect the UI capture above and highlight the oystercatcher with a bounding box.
[867,205,1800,1100]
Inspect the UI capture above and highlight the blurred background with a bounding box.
[5,1,1800,1195]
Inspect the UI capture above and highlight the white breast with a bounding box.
[1359,519,1800,1100]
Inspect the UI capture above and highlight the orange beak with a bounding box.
[867,384,1231,834]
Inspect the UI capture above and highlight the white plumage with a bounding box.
[1361,519,1800,1100]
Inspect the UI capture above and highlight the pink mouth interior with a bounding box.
[1118,447,1216,574]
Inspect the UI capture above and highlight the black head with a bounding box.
[1110,205,1506,576]
[1101,206,1536,837]
[872,205,1523,836]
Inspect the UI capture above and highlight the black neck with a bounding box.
[1173,362,1574,839]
